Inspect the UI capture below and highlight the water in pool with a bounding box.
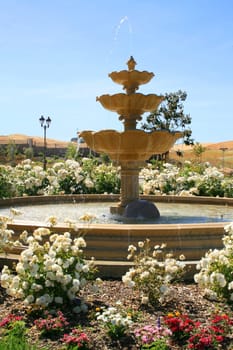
[1,202,233,224]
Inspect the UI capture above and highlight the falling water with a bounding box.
[108,16,133,61]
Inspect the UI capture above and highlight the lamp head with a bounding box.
[46,117,51,128]
[39,115,45,127]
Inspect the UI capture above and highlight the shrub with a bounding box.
[134,320,171,349]
[62,328,90,349]
[0,166,15,198]
[164,312,233,349]
[0,208,23,253]
[0,319,40,350]
[194,222,233,304]
[122,239,185,306]
[34,310,69,337]
[1,158,233,198]
[0,226,97,312]
[93,163,120,194]
[96,302,132,340]
[164,312,196,342]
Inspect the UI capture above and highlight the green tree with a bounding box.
[141,90,194,146]
[65,142,78,159]
[0,145,6,161]
[6,141,17,165]
[192,142,206,162]
[24,147,34,160]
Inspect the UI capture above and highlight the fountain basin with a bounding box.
[1,194,232,279]
[80,130,182,161]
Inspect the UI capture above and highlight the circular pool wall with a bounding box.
[1,194,233,278]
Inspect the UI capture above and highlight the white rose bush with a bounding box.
[0,226,97,312]
[140,161,232,197]
[0,208,23,253]
[122,239,185,306]
[194,222,233,304]
[1,158,233,198]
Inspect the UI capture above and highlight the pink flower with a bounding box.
[62,328,89,348]
[0,314,23,327]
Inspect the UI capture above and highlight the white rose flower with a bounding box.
[0,274,11,288]
[45,279,54,287]
[73,279,80,288]
[35,294,53,307]
[74,237,87,248]
[210,272,227,288]
[75,262,83,271]
[67,290,75,300]
[11,276,20,288]
[140,271,150,279]
[54,296,63,304]
[56,271,64,281]
[141,296,149,304]
[82,264,89,273]
[21,248,34,259]
[31,283,43,291]
[62,274,72,285]
[46,271,56,281]
[23,294,35,305]
[128,244,137,253]
[122,275,135,288]
[138,241,144,248]
[22,281,29,290]
[15,288,25,299]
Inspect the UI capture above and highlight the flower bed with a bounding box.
[0,217,233,349]
[1,158,233,198]
[0,282,233,349]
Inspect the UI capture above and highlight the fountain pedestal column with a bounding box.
[110,162,140,215]
[110,160,160,219]
[120,167,140,206]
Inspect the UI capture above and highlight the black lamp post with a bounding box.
[39,115,51,170]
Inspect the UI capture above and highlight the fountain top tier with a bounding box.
[108,56,155,95]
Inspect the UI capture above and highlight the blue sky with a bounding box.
[0,0,233,143]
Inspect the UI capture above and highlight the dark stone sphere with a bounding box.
[123,199,160,219]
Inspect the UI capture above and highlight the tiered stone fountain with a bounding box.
[80,57,182,218]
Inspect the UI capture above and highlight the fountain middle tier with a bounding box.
[96,93,164,129]
[79,129,182,162]
[96,93,163,115]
